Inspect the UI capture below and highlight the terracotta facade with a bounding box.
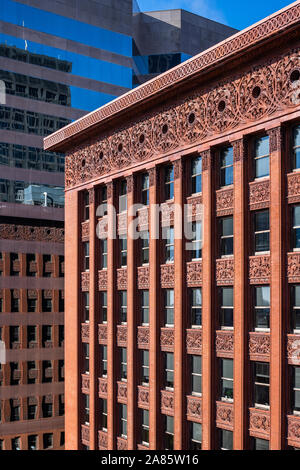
[45,2,300,450]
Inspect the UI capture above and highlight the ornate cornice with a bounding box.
[44,2,300,152]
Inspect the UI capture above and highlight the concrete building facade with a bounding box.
[45,1,300,450]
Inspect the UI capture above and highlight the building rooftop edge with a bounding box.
[43,0,300,152]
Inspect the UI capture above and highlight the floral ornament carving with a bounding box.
[137,326,150,349]
[152,107,179,153]
[206,82,238,133]
[161,390,174,416]
[249,180,270,209]
[288,252,300,282]
[81,272,89,291]
[138,386,150,409]
[98,270,108,290]
[186,329,202,354]
[186,261,202,286]
[216,258,234,285]
[232,138,245,162]
[160,264,175,288]
[117,268,127,290]
[249,408,270,438]
[288,172,300,204]
[186,195,203,221]
[131,117,153,162]
[160,328,174,351]
[81,323,89,342]
[275,52,300,107]
[216,188,234,216]
[268,126,282,153]
[98,324,107,344]
[215,331,234,357]
[187,396,202,422]
[216,402,234,430]
[81,425,89,445]
[117,381,127,403]
[98,378,108,397]
[249,332,270,360]
[117,325,127,346]
[81,374,90,394]
[239,67,275,121]
[177,94,207,143]
[0,224,64,242]
[117,437,127,450]
[249,255,270,284]
[287,335,300,364]
[138,266,150,289]
[98,431,108,449]
[288,415,300,446]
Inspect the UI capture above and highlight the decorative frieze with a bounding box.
[117,437,128,450]
[137,266,150,289]
[98,270,108,290]
[117,325,127,346]
[186,195,203,221]
[81,323,89,343]
[186,395,202,423]
[138,207,149,229]
[249,408,270,439]
[81,221,89,241]
[81,425,90,446]
[287,334,300,365]
[160,264,174,288]
[186,329,202,354]
[81,374,90,394]
[161,390,174,416]
[249,332,270,361]
[288,172,300,204]
[216,401,234,430]
[98,430,108,450]
[98,378,108,398]
[161,202,174,226]
[287,252,300,283]
[216,188,234,217]
[160,328,174,352]
[98,324,107,344]
[138,385,150,409]
[117,381,127,404]
[118,212,127,234]
[137,326,149,349]
[216,258,234,285]
[0,223,64,242]
[215,331,234,358]
[117,268,127,290]
[186,261,202,287]
[249,255,270,284]
[81,272,90,291]
[287,414,300,447]
[249,180,270,210]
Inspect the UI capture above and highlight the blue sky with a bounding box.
[137,0,294,30]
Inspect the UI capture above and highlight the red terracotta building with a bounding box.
[45,1,300,450]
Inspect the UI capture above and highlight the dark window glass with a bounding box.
[141,173,149,206]
[254,362,270,406]
[164,165,174,200]
[141,350,149,384]
[292,205,300,249]
[101,238,107,269]
[141,409,149,445]
[191,157,202,194]
[165,352,174,389]
[120,291,127,323]
[190,422,202,450]
[101,292,107,323]
[220,146,233,186]
[119,180,127,212]
[220,359,234,401]
[164,416,174,450]
[292,125,300,170]
[254,136,270,178]
[164,226,174,263]
[101,345,107,376]
[190,288,202,327]
[120,347,127,380]
[84,242,89,271]
[191,221,202,259]
[220,287,234,328]
[255,286,270,329]
[83,292,89,323]
[141,290,149,325]
[141,231,149,265]
[292,366,300,413]
[120,404,127,437]
[292,285,300,331]
[254,210,270,252]
[220,429,233,450]
[120,235,127,267]
[164,289,174,326]
[220,217,233,256]
[191,355,202,394]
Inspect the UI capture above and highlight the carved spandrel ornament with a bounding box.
[186,396,202,422]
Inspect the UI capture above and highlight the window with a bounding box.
[11,437,21,451]
[84,242,89,271]
[220,216,233,256]
[252,438,269,450]
[101,345,107,376]
[10,253,19,276]
[141,231,149,265]
[101,292,107,323]
[84,191,89,221]
[28,325,37,345]
[100,186,107,216]
[101,238,107,269]
[27,361,36,385]
[42,292,52,312]
[27,400,37,420]
[141,350,149,384]
[191,156,202,194]
[43,433,53,450]
[120,404,127,437]
[292,285,300,332]
[26,254,36,277]
[83,292,89,323]
[27,297,37,312]
[220,359,234,401]
[219,429,233,450]
[254,362,270,407]
[191,221,202,259]
[254,136,270,178]
[141,173,149,206]
[141,290,149,325]
[254,210,270,253]
[220,146,233,187]
[59,326,64,347]
[10,362,20,385]
[60,432,65,447]
[83,343,89,374]
[120,291,127,324]
[42,325,52,347]
[43,254,52,277]
[42,360,52,383]
[139,409,149,446]
[292,205,300,250]
[164,289,174,326]
[292,366,300,413]
[98,399,107,430]
[11,290,19,312]
[190,288,202,327]
[59,291,64,312]
[254,286,270,330]
[59,395,64,416]
[164,416,174,450]
[84,394,89,424]
[59,360,64,381]
[220,287,234,329]
[190,422,202,450]
[10,326,19,348]
[292,125,300,170]
[28,435,37,451]
[164,165,174,200]
[165,352,174,389]
[164,227,174,263]
[119,180,127,212]
[191,355,202,395]
[10,399,20,421]
[120,347,127,380]
[120,235,127,267]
